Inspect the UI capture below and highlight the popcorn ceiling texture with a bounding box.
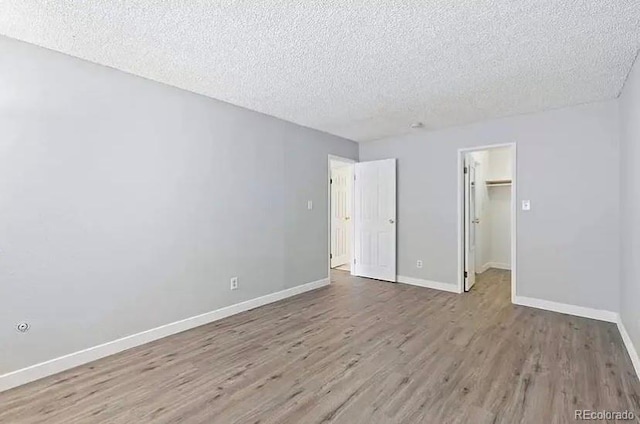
[0,1,639,142]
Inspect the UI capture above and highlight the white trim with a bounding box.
[477,263,491,274]
[510,144,517,302]
[617,316,640,379]
[490,262,511,270]
[457,143,516,299]
[396,275,462,293]
[480,262,511,271]
[513,296,617,323]
[0,277,330,393]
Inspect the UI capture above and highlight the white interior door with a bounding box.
[464,156,478,291]
[353,159,396,282]
[331,166,351,268]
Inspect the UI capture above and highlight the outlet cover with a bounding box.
[230,277,239,290]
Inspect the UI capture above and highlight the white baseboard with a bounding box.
[513,296,640,380]
[0,277,330,393]
[513,296,617,323]
[478,262,491,273]
[479,262,511,272]
[617,316,640,380]
[396,275,461,294]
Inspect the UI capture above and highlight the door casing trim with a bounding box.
[457,143,517,301]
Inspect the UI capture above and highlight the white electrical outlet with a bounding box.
[230,277,238,290]
[522,200,531,211]
[416,260,423,269]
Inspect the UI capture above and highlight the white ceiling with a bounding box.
[1,2,639,142]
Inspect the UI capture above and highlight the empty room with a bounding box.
[1,2,640,423]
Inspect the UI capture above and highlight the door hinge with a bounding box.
[330,253,333,259]
[354,174,356,181]
[464,167,468,174]
[354,258,356,264]
[330,178,333,184]
[464,271,468,278]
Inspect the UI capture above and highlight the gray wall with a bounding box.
[620,54,640,356]
[0,36,357,374]
[360,101,620,312]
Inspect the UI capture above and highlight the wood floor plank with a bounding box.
[1,269,639,423]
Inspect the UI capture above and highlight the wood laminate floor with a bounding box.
[1,269,639,423]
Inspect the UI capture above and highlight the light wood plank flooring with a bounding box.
[1,269,639,423]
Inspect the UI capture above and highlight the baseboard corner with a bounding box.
[616,316,640,380]
[478,263,491,273]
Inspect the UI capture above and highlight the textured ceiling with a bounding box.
[1,1,639,142]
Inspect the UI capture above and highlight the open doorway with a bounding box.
[329,156,355,273]
[459,144,516,300]
[327,156,397,282]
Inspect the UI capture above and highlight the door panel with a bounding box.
[331,166,351,268]
[464,156,477,291]
[353,159,396,282]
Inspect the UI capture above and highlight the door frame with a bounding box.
[457,143,517,302]
[328,155,356,279]
[463,156,478,291]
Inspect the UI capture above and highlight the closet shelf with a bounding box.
[485,179,512,187]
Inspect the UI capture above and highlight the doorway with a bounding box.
[328,156,397,282]
[458,144,516,300]
[329,158,354,272]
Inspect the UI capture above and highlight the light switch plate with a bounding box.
[307,200,313,210]
[522,200,531,211]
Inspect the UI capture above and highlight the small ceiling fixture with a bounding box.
[410,122,424,129]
